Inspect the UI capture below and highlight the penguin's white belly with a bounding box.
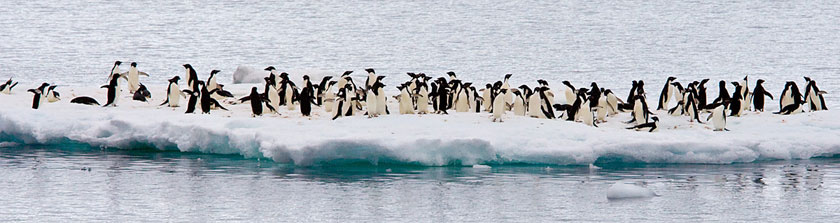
[376,92,387,115]
[268,88,280,110]
[527,96,542,118]
[417,90,429,114]
[564,89,575,104]
[482,91,492,111]
[712,108,726,130]
[513,99,525,116]
[492,97,505,119]
[633,101,644,124]
[456,92,469,112]
[366,91,378,116]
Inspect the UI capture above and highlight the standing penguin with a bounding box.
[713,80,730,104]
[492,89,508,122]
[45,85,60,102]
[264,77,281,112]
[316,76,333,105]
[481,84,493,112]
[706,102,729,131]
[657,77,676,110]
[239,87,272,117]
[199,81,227,114]
[697,79,710,109]
[416,80,431,114]
[27,88,43,109]
[434,78,450,114]
[629,95,651,125]
[323,80,338,113]
[804,77,828,111]
[182,80,201,114]
[183,64,199,89]
[107,61,123,87]
[366,81,379,117]
[0,78,19,94]
[562,81,576,104]
[375,77,388,115]
[123,62,149,93]
[740,75,750,112]
[298,77,317,117]
[397,84,415,115]
[364,68,377,90]
[206,70,220,91]
[729,82,743,117]
[527,87,545,118]
[512,89,526,116]
[752,79,773,112]
[101,74,121,107]
[501,74,513,110]
[160,76,185,107]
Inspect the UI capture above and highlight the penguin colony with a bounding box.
[4,61,829,132]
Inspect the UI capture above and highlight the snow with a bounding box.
[606,182,657,200]
[1,84,839,166]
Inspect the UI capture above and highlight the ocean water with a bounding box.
[2,0,840,222]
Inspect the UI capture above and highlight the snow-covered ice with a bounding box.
[1,84,838,166]
[607,182,657,200]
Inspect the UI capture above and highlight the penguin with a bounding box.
[45,85,60,102]
[579,97,596,127]
[397,84,415,115]
[657,77,676,110]
[315,76,333,105]
[697,79,710,109]
[729,83,743,117]
[684,89,703,123]
[538,87,556,119]
[107,61,123,86]
[804,77,828,111]
[332,84,356,120]
[481,84,493,112]
[603,89,623,115]
[70,96,100,106]
[501,74,514,110]
[706,102,729,131]
[629,95,651,125]
[375,77,388,116]
[538,80,556,106]
[299,77,317,117]
[434,78,450,114]
[323,80,338,113]
[132,84,152,102]
[740,75,750,112]
[779,81,795,110]
[160,76,185,107]
[183,64,198,89]
[492,89,507,122]
[182,80,200,114]
[239,87,272,117]
[453,80,470,112]
[416,80,431,114]
[528,87,545,118]
[589,82,601,109]
[264,77,281,113]
[101,74,121,107]
[27,88,43,109]
[562,81,576,104]
[595,91,609,122]
[205,69,220,92]
[0,78,19,94]
[210,84,235,101]
[122,62,149,93]
[712,80,730,104]
[364,68,377,90]
[627,117,659,132]
[512,89,526,116]
[625,80,639,106]
[366,81,380,118]
[668,101,685,116]
[199,81,227,114]
[470,86,482,113]
[776,101,805,115]
[752,79,773,112]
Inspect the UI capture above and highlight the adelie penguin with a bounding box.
[315,76,333,105]
[182,79,201,114]
[0,78,19,94]
[803,77,828,111]
[70,96,100,106]
[298,75,317,117]
[206,69,220,91]
[627,117,659,132]
[183,64,199,89]
[160,76,185,107]
[706,102,729,131]
[45,85,60,102]
[198,81,228,114]
[492,88,508,122]
[101,73,121,107]
[657,77,676,110]
[752,79,773,112]
[239,87,278,117]
[123,62,149,93]
[132,84,152,102]
[27,88,44,109]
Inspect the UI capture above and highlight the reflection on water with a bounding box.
[1,145,838,222]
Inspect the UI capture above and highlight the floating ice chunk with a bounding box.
[472,164,492,169]
[607,182,657,200]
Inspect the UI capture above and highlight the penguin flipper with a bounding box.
[139,71,149,77]
[211,99,228,111]
[159,98,169,106]
[239,96,252,103]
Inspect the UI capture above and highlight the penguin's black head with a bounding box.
[280,72,289,78]
[342,71,353,76]
[328,80,337,86]
[743,75,748,81]
[406,72,416,78]
[211,70,220,75]
[668,76,676,81]
[40,83,50,88]
[499,89,507,94]
[115,61,122,66]
[804,76,811,82]
[604,89,613,95]
[264,66,275,71]
[396,85,404,90]
[590,82,598,87]
[437,77,447,82]
[447,71,456,77]
[562,80,572,87]
[700,79,710,85]
[344,76,352,80]
[757,79,765,84]
[486,83,492,88]
[365,68,375,74]
[251,87,258,92]
[511,89,521,96]
[504,73,512,79]
[183,64,191,69]
[652,117,659,122]
[731,82,739,87]
[719,80,726,86]
[463,82,472,88]
[303,75,310,80]
[171,76,180,83]
[130,62,137,67]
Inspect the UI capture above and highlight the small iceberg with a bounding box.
[606,182,657,200]
[472,164,492,169]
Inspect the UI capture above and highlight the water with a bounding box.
[2,1,840,221]
[0,1,838,104]
[1,145,838,222]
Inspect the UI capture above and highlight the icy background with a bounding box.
[0,0,838,105]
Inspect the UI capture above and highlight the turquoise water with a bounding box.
[2,145,838,222]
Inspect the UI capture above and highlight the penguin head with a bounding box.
[511,89,521,96]
[182,64,191,69]
[499,88,507,94]
[562,81,573,88]
[264,66,276,71]
[303,75,310,81]
[652,117,659,122]
[743,75,748,81]
[328,80,337,87]
[719,80,726,86]
[604,89,613,95]
[668,76,676,81]
[251,87,258,93]
[210,70,221,75]
[114,61,122,66]
[365,68,375,74]
[803,76,811,82]
[504,73,512,80]
[170,76,180,83]
[130,62,137,67]
[700,79,710,85]
[342,71,353,76]
[463,82,472,88]
[485,83,492,89]
[376,76,386,82]
[757,79,765,84]
[730,82,739,87]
